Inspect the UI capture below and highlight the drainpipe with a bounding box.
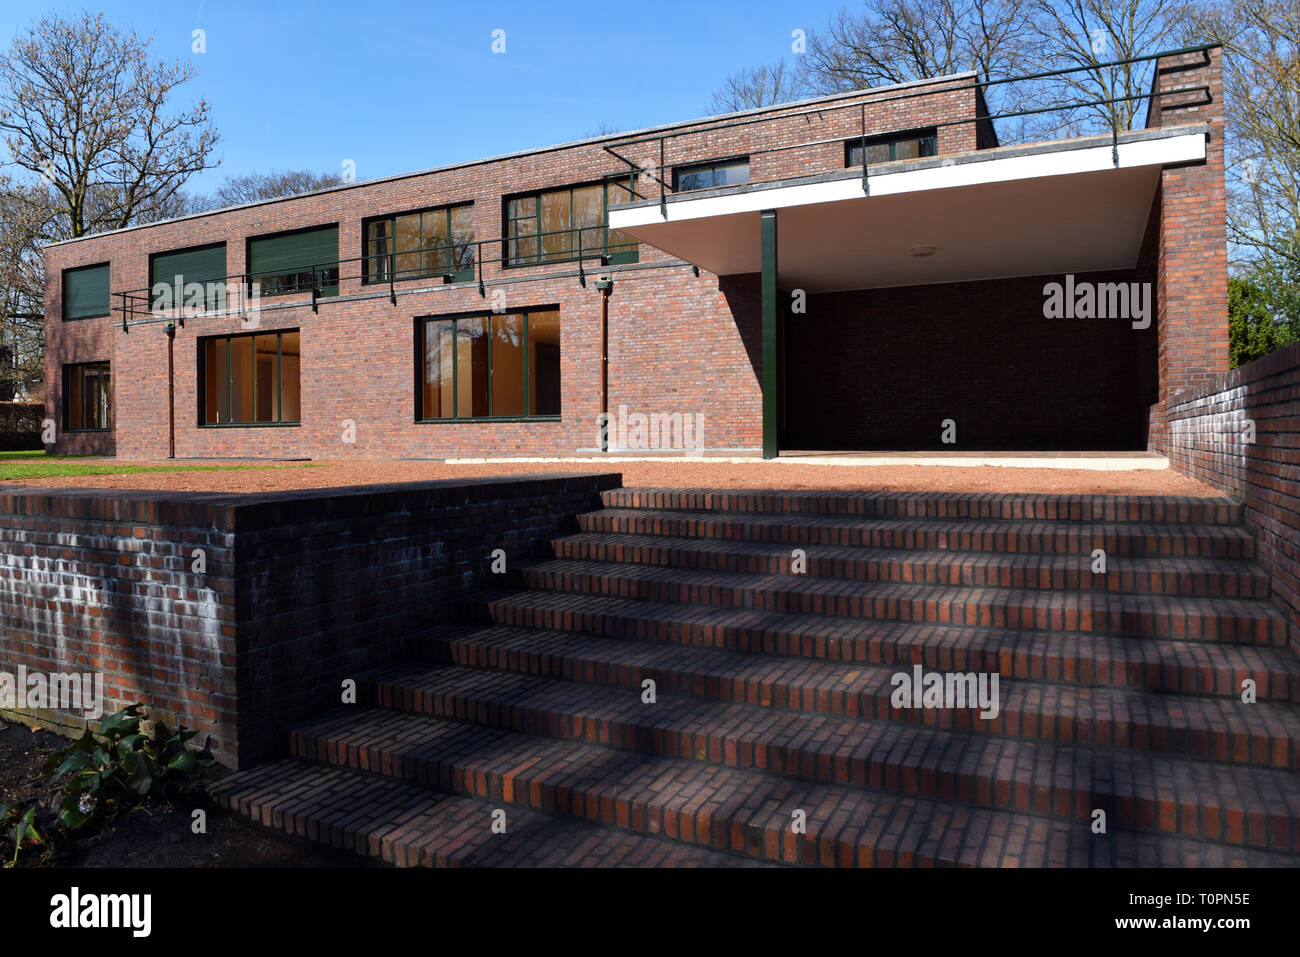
[165,321,176,459]
[596,276,613,451]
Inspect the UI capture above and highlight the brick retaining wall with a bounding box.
[0,473,619,766]
[1166,342,1300,652]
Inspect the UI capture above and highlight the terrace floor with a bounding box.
[0,456,1217,496]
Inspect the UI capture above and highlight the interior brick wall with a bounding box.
[785,265,1159,450]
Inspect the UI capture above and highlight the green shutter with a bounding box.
[63,263,110,320]
[248,226,339,279]
[150,243,226,289]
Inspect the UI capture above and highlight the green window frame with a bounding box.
[150,242,228,313]
[504,181,637,267]
[63,361,112,431]
[62,263,110,321]
[673,157,750,192]
[846,129,938,167]
[247,226,339,298]
[364,204,475,285]
[199,329,301,426]
[417,309,561,421]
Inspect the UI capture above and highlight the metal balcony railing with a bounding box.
[602,42,1216,211]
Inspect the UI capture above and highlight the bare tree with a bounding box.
[0,11,220,238]
[0,10,220,398]
[0,177,48,397]
[1028,0,1183,136]
[1190,0,1300,271]
[709,60,804,113]
[195,169,348,212]
[803,0,1042,91]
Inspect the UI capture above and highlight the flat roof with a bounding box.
[49,70,976,249]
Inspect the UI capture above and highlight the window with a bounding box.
[62,263,110,320]
[505,182,636,266]
[150,243,227,313]
[64,362,111,431]
[673,158,750,192]
[846,129,938,167]
[247,226,339,298]
[418,309,560,419]
[365,204,474,284]
[200,330,301,425]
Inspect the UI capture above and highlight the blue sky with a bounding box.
[0,0,844,196]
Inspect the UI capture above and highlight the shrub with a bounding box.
[42,703,204,829]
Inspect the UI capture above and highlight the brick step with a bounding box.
[579,508,1258,559]
[602,488,1245,526]
[358,660,1300,849]
[514,559,1289,645]
[459,590,1300,700]
[552,532,1268,598]
[210,759,771,867]
[287,705,1292,866]
[405,625,1300,770]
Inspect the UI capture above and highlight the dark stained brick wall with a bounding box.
[0,473,619,767]
[784,266,1159,450]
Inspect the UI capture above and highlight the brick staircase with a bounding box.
[212,487,1300,867]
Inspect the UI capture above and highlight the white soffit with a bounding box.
[609,129,1204,292]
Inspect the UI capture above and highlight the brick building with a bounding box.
[43,47,1225,460]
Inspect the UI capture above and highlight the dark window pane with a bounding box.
[423,322,454,418]
[253,334,277,422]
[539,190,572,261]
[394,213,421,279]
[422,210,448,274]
[280,332,301,422]
[367,220,391,281]
[66,366,84,430]
[677,169,710,191]
[527,311,561,416]
[229,336,254,423]
[714,162,750,186]
[450,205,475,270]
[490,314,525,416]
[456,317,489,417]
[204,339,226,423]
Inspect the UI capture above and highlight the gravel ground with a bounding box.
[3,459,1220,496]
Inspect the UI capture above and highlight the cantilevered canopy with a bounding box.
[608,125,1206,292]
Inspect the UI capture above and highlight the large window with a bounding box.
[673,158,750,192]
[64,361,111,431]
[62,263,110,320]
[247,226,339,298]
[846,129,938,166]
[200,330,301,425]
[365,204,474,285]
[418,309,560,420]
[505,182,636,266]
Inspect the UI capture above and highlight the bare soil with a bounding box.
[0,720,368,868]
[3,459,1220,496]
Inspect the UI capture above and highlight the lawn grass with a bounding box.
[0,457,308,480]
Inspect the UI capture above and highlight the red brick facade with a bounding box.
[1147,47,1230,451]
[43,56,1226,458]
